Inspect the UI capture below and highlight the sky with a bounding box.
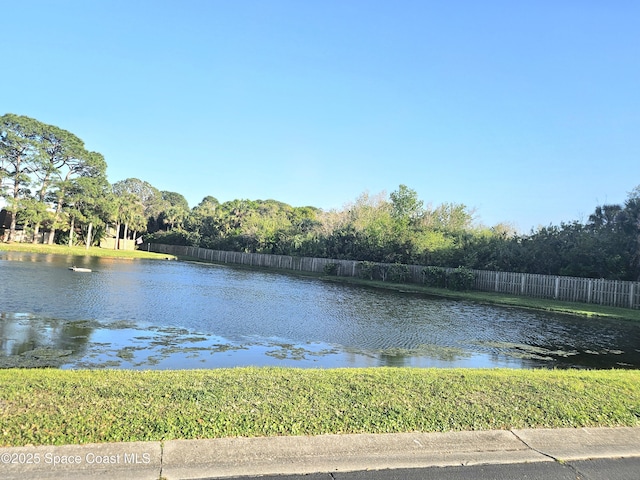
[2,1,639,232]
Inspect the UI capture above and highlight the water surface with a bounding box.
[1,251,639,369]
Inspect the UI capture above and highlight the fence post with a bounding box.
[631,283,635,309]
[554,277,560,299]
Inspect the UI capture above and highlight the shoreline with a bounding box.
[177,254,640,323]
[2,242,638,322]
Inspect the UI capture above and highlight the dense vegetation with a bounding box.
[2,113,639,280]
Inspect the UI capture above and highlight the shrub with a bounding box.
[377,264,390,281]
[357,261,376,280]
[388,263,410,283]
[145,230,190,246]
[448,267,476,290]
[421,266,475,290]
[323,263,339,276]
[422,266,447,288]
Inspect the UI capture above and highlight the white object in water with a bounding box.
[69,266,92,272]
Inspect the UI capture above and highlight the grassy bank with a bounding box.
[322,276,640,323]
[0,242,176,260]
[1,367,639,447]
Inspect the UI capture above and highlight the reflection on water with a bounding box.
[1,251,639,369]
[0,314,93,367]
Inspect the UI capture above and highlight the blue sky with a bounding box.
[3,1,638,232]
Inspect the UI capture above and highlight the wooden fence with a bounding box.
[148,244,640,310]
[472,270,639,309]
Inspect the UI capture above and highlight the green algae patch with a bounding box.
[0,367,639,447]
[0,349,74,368]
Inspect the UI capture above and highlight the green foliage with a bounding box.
[388,263,410,282]
[377,264,390,281]
[448,266,476,290]
[323,262,339,275]
[0,114,110,245]
[422,266,447,287]
[161,190,189,210]
[145,230,191,246]
[113,178,164,226]
[422,266,475,290]
[357,261,376,280]
[389,184,423,223]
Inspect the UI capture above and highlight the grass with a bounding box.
[0,367,638,447]
[321,276,640,323]
[0,242,176,260]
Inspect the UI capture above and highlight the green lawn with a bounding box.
[1,367,638,447]
[0,242,175,260]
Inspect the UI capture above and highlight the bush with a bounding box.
[357,261,376,280]
[388,263,410,283]
[145,230,190,246]
[448,267,476,291]
[421,266,475,290]
[323,263,339,276]
[422,266,447,288]
[377,264,390,281]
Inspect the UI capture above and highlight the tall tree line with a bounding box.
[0,114,109,246]
[146,184,640,281]
[0,115,157,247]
[2,114,638,280]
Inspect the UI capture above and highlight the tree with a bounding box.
[158,191,189,231]
[162,204,187,231]
[389,184,423,224]
[48,150,107,244]
[0,114,41,242]
[185,196,220,241]
[113,178,164,233]
[161,191,189,211]
[30,124,87,243]
[622,187,640,280]
[427,202,475,232]
[109,190,145,249]
[52,152,110,248]
[581,194,640,280]
[16,197,49,242]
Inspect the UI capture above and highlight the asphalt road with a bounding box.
[217,457,640,480]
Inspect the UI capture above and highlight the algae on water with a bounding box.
[0,348,74,368]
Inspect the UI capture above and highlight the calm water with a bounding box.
[1,251,639,369]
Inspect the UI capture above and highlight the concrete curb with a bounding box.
[1,427,639,480]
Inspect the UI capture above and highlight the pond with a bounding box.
[1,251,639,369]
